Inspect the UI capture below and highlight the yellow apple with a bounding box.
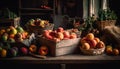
[1,49,7,58]
[29,44,37,53]
[56,32,64,40]
[38,46,48,56]
[106,47,113,55]
[86,33,94,40]
[82,42,90,50]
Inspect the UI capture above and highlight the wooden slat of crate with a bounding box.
[37,36,80,57]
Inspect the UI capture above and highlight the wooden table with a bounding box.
[0,54,120,69]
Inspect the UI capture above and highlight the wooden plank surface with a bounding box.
[0,54,120,64]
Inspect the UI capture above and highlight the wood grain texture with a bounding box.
[0,54,120,64]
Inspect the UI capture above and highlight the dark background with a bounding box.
[109,0,120,26]
[1,0,119,26]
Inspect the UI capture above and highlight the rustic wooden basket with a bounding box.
[80,46,105,55]
[26,23,54,35]
[37,36,81,57]
[8,33,35,47]
[96,20,116,32]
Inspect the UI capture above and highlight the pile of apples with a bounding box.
[0,44,48,58]
[80,33,105,50]
[29,44,48,56]
[0,26,30,58]
[26,18,50,28]
[42,27,78,42]
[105,45,120,56]
[0,46,19,58]
[0,26,29,43]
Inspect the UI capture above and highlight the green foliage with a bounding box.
[97,8,117,21]
[83,16,95,31]
[0,8,17,19]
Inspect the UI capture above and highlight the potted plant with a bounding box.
[96,8,117,31]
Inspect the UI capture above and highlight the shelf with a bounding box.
[20,8,54,11]
[21,13,49,15]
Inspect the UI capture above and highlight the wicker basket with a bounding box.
[96,20,116,31]
[80,46,105,55]
[26,23,54,35]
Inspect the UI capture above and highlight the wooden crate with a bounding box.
[37,36,80,57]
[0,17,20,27]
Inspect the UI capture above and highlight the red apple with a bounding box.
[96,41,105,48]
[38,46,48,56]
[57,27,64,32]
[43,30,53,40]
[20,47,28,55]
[21,32,26,39]
[80,37,87,45]
[69,33,77,39]
[49,31,56,37]
[113,48,119,56]
[56,32,64,40]
[9,34,15,38]
[46,35,53,40]
[43,30,49,36]
[88,39,97,48]
[63,31,70,38]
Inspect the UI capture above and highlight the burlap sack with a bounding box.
[101,25,120,48]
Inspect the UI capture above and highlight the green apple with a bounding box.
[1,35,8,42]
[7,38,15,43]
[16,26,24,33]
